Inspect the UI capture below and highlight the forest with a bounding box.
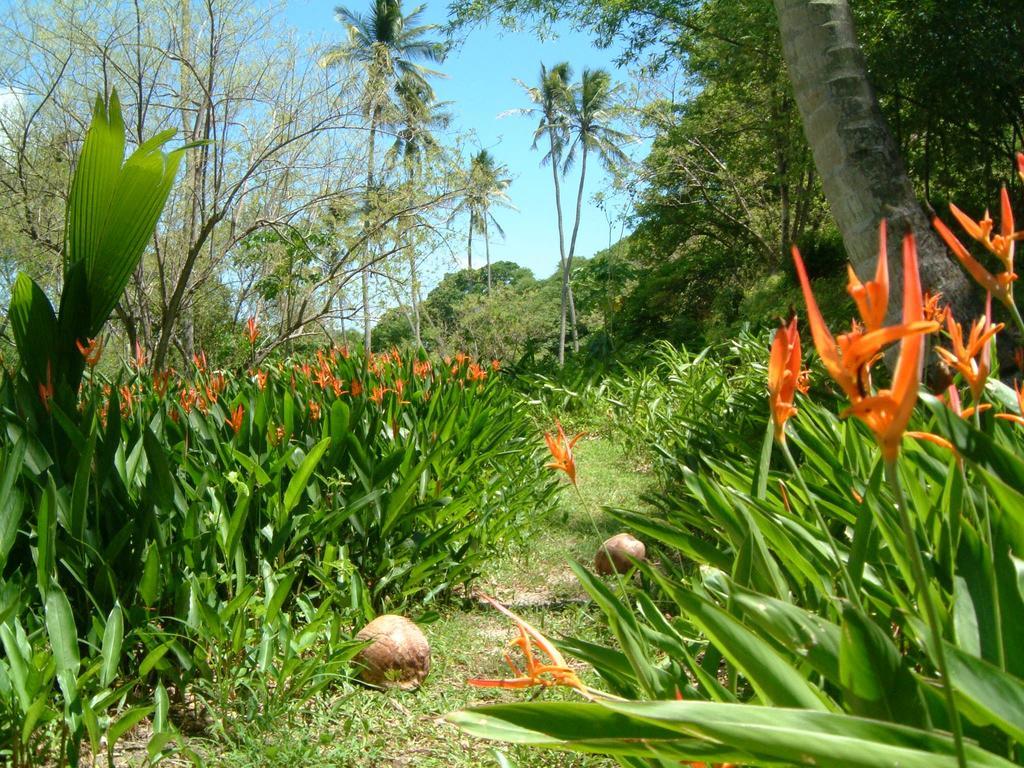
[0,0,1023,765]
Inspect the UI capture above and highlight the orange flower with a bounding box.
[768,315,801,443]
[75,337,103,368]
[370,385,389,405]
[544,421,584,485]
[245,316,259,345]
[491,358,501,371]
[846,221,889,332]
[351,379,363,397]
[792,224,937,404]
[947,188,1016,270]
[192,350,207,373]
[933,213,1017,309]
[796,231,938,462]
[413,360,432,379]
[226,403,244,434]
[995,380,1024,427]
[906,431,956,453]
[934,312,1003,404]
[308,399,321,421]
[38,360,54,413]
[468,594,586,693]
[133,341,147,371]
[922,291,949,324]
[1017,152,1024,184]
[254,369,268,390]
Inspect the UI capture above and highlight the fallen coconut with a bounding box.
[354,614,431,691]
[594,532,646,575]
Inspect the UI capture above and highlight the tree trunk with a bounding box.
[774,0,973,319]
[563,143,588,359]
[363,106,379,355]
[485,219,492,292]
[549,138,572,367]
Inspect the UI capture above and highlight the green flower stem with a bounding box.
[1007,298,1024,339]
[780,441,863,613]
[884,459,966,768]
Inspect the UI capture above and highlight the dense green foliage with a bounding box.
[0,97,556,764]
[453,337,1024,767]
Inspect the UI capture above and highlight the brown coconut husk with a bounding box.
[594,532,646,576]
[354,614,431,691]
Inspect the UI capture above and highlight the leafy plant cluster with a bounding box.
[0,95,556,765]
[454,328,1024,766]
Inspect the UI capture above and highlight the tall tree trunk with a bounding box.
[363,106,379,355]
[485,219,492,292]
[549,138,575,367]
[563,143,588,360]
[467,210,474,271]
[774,0,973,319]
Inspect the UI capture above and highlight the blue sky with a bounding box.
[285,0,639,283]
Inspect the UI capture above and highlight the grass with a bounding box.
[170,435,654,768]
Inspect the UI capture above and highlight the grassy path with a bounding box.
[188,435,652,768]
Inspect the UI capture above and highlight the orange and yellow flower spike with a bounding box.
[768,315,801,443]
[544,421,584,486]
[846,220,889,332]
[468,594,587,694]
[933,214,1017,309]
[934,312,1003,405]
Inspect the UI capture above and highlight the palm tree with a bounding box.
[560,68,631,363]
[322,0,443,354]
[465,149,513,292]
[773,0,973,321]
[386,75,450,347]
[513,63,581,366]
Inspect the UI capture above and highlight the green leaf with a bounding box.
[8,273,57,394]
[838,604,926,726]
[283,437,330,514]
[100,602,124,688]
[45,586,80,706]
[64,91,184,335]
[107,706,154,764]
[265,571,298,626]
[36,476,57,595]
[656,575,829,710]
[0,622,32,711]
[139,545,161,607]
[944,642,1024,742]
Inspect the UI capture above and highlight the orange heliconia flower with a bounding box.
[491,359,501,371]
[934,312,1003,405]
[468,594,586,693]
[76,337,104,368]
[544,421,584,485]
[947,187,1016,269]
[245,316,259,345]
[370,385,389,405]
[795,231,939,462]
[193,350,207,373]
[922,291,949,324]
[351,379,363,397]
[933,193,1018,309]
[133,341,147,371]
[308,399,321,421]
[792,224,938,405]
[38,360,54,412]
[846,221,889,332]
[226,403,244,434]
[995,380,1024,427]
[768,316,801,443]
